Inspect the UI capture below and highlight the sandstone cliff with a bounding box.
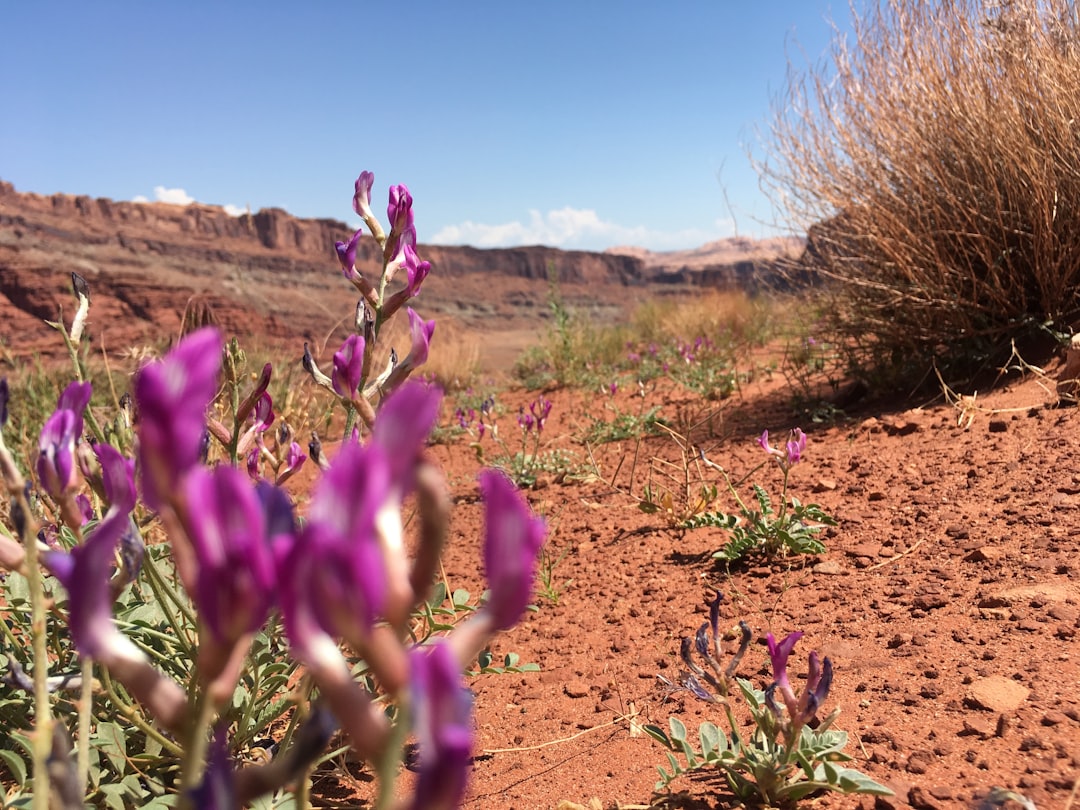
[0,180,793,367]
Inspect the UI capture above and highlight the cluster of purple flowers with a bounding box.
[758,427,807,471]
[5,173,548,809]
[455,394,496,440]
[517,397,552,433]
[23,330,547,807]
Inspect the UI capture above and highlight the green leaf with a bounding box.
[0,748,28,786]
[668,717,688,743]
[95,721,128,776]
[699,722,720,758]
[643,724,672,749]
[834,768,895,796]
[503,652,520,668]
[452,589,471,608]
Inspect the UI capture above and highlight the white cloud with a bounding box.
[133,186,247,215]
[428,207,734,252]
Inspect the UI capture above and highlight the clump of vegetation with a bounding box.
[762,0,1080,385]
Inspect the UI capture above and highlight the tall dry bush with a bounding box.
[761,0,1080,383]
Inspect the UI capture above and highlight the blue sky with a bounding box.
[1,2,852,252]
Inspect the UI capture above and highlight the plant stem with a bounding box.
[100,670,184,756]
[18,486,52,810]
[77,657,92,795]
[140,548,197,654]
[177,682,216,806]
[374,703,409,810]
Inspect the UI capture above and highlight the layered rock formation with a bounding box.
[0,181,796,367]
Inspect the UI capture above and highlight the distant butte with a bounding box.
[0,181,802,370]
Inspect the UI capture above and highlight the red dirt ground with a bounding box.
[365,348,1080,810]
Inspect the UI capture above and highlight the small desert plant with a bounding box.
[690,428,836,563]
[646,594,892,804]
[761,0,1080,384]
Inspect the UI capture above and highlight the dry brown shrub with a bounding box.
[760,0,1080,384]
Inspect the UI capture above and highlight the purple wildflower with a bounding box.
[183,465,278,644]
[335,228,364,277]
[387,184,414,236]
[275,441,307,486]
[529,398,552,432]
[352,171,375,221]
[46,443,138,661]
[409,639,473,810]
[135,327,222,511]
[478,469,546,631]
[766,631,804,714]
[331,334,366,400]
[405,308,436,370]
[284,440,391,649]
[36,381,92,500]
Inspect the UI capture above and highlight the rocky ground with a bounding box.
[4,181,1077,808]
[368,354,1080,809]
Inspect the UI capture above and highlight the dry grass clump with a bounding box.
[761,0,1080,384]
[630,288,773,347]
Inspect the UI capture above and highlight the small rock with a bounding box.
[965,545,1004,563]
[965,676,1029,712]
[812,560,843,575]
[868,491,886,502]
[988,419,1008,433]
[1041,710,1069,726]
[906,749,933,774]
[909,785,944,810]
[959,717,994,739]
[563,681,590,699]
[813,477,837,492]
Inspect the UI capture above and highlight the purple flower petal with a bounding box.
[404,308,435,370]
[335,228,364,277]
[371,380,441,493]
[36,381,93,499]
[135,328,222,511]
[352,171,375,219]
[478,469,546,631]
[387,184,414,236]
[766,631,803,713]
[408,639,472,810]
[46,444,136,660]
[184,465,278,642]
[331,334,365,399]
[297,441,392,642]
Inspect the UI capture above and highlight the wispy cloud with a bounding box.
[428,207,734,252]
[133,186,245,216]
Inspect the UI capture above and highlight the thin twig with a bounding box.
[867,537,927,571]
[482,712,636,754]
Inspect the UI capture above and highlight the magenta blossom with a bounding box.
[135,327,222,511]
[183,465,279,644]
[331,334,366,400]
[46,443,139,661]
[371,380,441,492]
[36,381,93,500]
[478,469,546,631]
[387,184,414,236]
[282,440,391,651]
[275,441,307,486]
[352,171,375,221]
[408,639,473,810]
[407,309,436,367]
[529,397,553,432]
[758,427,807,470]
[766,631,803,710]
[335,228,364,277]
